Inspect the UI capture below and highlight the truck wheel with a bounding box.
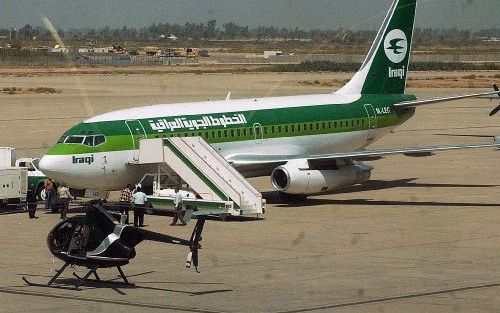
[36,186,46,201]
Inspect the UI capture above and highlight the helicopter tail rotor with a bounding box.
[186,217,206,272]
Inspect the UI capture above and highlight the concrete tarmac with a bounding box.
[1,72,500,312]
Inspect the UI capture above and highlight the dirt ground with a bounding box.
[1,71,500,312]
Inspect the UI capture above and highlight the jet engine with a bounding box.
[271,161,373,195]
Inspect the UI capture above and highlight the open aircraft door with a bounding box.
[125,120,147,160]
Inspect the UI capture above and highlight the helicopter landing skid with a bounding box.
[22,262,134,290]
[72,265,134,289]
[22,261,74,289]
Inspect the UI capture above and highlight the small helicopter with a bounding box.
[22,202,205,289]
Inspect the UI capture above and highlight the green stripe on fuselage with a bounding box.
[46,94,416,155]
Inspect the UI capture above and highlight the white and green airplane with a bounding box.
[39,0,500,198]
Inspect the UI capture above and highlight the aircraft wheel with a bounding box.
[36,185,46,201]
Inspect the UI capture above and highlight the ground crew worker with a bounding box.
[171,187,186,226]
[27,189,37,219]
[119,184,133,224]
[58,183,71,219]
[133,187,147,227]
[44,177,55,213]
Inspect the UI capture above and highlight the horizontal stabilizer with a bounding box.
[395,85,499,109]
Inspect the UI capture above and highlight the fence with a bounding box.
[0,50,498,67]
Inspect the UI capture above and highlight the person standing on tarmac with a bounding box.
[133,187,147,227]
[57,183,71,219]
[44,177,55,212]
[27,189,37,219]
[171,187,186,226]
[119,184,133,224]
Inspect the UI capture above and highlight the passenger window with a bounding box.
[334,122,337,128]
[298,124,301,131]
[224,130,228,137]
[218,130,222,138]
[230,130,235,137]
[309,123,313,130]
[243,129,247,137]
[264,127,268,134]
[249,128,254,136]
[211,131,215,138]
[291,125,295,132]
[237,129,241,137]
[278,126,282,133]
[321,122,325,129]
[271,126,275,133]
[316,123,319,130]
[284,125,288,132]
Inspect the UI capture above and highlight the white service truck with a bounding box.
[0,147,28,209]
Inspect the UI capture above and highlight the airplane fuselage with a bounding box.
[40,93,416,190]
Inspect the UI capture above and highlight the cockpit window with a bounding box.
[63,134,106,147]
[83,136,94,147]
[65,136,85,144]
[94,135,106,146]
[57,136,67,143]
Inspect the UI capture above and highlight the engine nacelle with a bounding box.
[271,162,373,195]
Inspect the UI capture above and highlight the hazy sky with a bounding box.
[0,0,497,31]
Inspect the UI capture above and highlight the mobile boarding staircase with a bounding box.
[135,137,265,217]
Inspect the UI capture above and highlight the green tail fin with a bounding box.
[337,0,417,95]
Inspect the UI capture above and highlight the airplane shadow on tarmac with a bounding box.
[264,178,500,208]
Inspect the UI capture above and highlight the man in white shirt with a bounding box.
[171,187,186,226]
[57,184,72,219]
[133,187,147,227]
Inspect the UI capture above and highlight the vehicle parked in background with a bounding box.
[186,48,199,58]
[15,158,50,200]
[199,50,210,57]
[0,147,27,209]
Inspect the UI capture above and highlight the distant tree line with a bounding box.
[266,61,498,73]
[0,20,498,46]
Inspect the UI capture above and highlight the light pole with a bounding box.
[9,28,16,42]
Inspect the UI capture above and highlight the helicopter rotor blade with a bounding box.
[489,84,500,116]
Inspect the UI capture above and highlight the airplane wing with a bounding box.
[394,84,499,111]
[229,138,500,166]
